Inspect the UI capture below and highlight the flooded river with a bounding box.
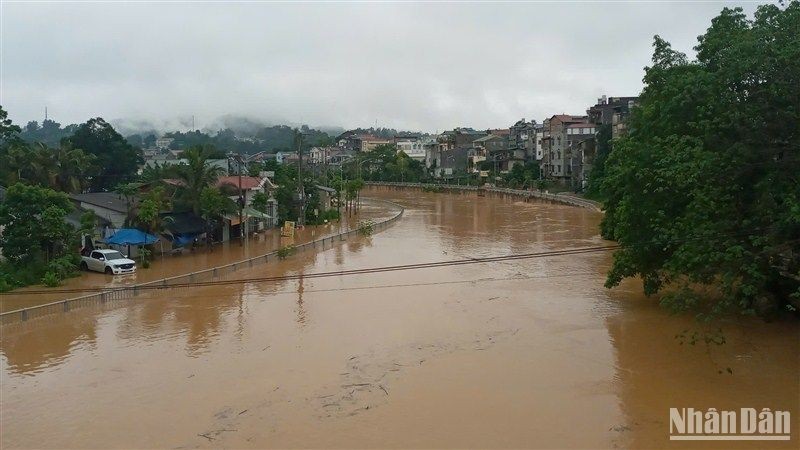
[1,186,798,449]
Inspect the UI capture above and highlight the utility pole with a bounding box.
[238,152,245,243]
[296,130,306,227]
[228,152,246,244]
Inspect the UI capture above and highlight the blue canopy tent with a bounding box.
[104,228,159,257]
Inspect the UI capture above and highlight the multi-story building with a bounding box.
[568,94,638,188]
[308,146,340,165]
[430,128,486,178]
[569,138,596,190]
[533,124,545,162]
[360,136,392,152]
[155,137,174,151]
[587,95,638,127]
[508,119,538,164]
[541,115,592,183]
[469,134,507,174]
[335,132,390,153]
[395,136,430,161]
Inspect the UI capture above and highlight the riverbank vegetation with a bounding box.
[0,184,81,290]
[598,2,800,318]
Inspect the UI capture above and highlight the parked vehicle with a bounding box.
[80,249,137,275]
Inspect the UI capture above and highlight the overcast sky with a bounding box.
[1,1,762,134]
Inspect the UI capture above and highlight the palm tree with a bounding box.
[114,182,139,226]
[50,143,96,193]
[27,143,55,187]
[3,142,95,193]
[2,143,36,185]
[173,145,225,215]
[139,161,168,183]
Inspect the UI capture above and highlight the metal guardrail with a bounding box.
[0,198,405,326]
[365,182,603,212]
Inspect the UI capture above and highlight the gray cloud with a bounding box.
[1,1,761,133]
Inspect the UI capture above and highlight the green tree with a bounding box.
[0,183,75,264]
[63,117,143,190]
[585,124,612,198]
[136,186,172,234]
[198,187,236,247]
[79,210,97,238]
[139,161,170,183]
[600,2,800,317]
[505,162,540,188]
[251,191,269,213]
[173,145,225,215]
[0,106,22,147]
[114,182,139,226]
[48,142,97,193]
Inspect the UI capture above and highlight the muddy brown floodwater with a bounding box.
[1,186,798,449]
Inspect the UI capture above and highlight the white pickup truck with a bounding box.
[80,249,137,275]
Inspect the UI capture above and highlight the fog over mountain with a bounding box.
[3,1,759,132]
[109,115,345,138]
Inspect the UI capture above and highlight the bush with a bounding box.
[0,274,12,293]
[422,185,444,193]
[277,245,295,259]
[358,220,375,236]
[41,271,60,287]
[139,247,152,268]
[47,254,80,280]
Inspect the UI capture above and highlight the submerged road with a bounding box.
[1,186,798,449]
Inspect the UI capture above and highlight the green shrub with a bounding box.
[277,245,295,259]
[0,275,12,293]
[41,271,60,287]
[358,220,375,236]
[139,247,152,268]
[47,254,80,279]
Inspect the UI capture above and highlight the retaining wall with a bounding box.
[365,182,602,212]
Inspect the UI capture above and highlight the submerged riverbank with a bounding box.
[1,187,797,449]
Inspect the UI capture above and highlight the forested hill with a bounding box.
[20,120,335,155]
[21,119,427,156]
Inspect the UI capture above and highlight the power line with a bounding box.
[0,245,619,296]
[0,224,781,298]
[136,271,602,301]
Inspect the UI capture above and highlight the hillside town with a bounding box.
[134,94,636,192]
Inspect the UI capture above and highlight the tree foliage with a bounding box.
[504,162,540,188]
[600,2,800,317]
[353,144,425,182]
[136,186,172,234]
[585,123,612,198]
[0,183,75,263]
[0,108,97,193]
[63,117,143,190]
[20,119,78,147]
[172,145,225,215]
[198,186,236,242]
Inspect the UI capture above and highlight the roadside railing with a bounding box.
[365,182,602,212]
[0,198,404,326]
